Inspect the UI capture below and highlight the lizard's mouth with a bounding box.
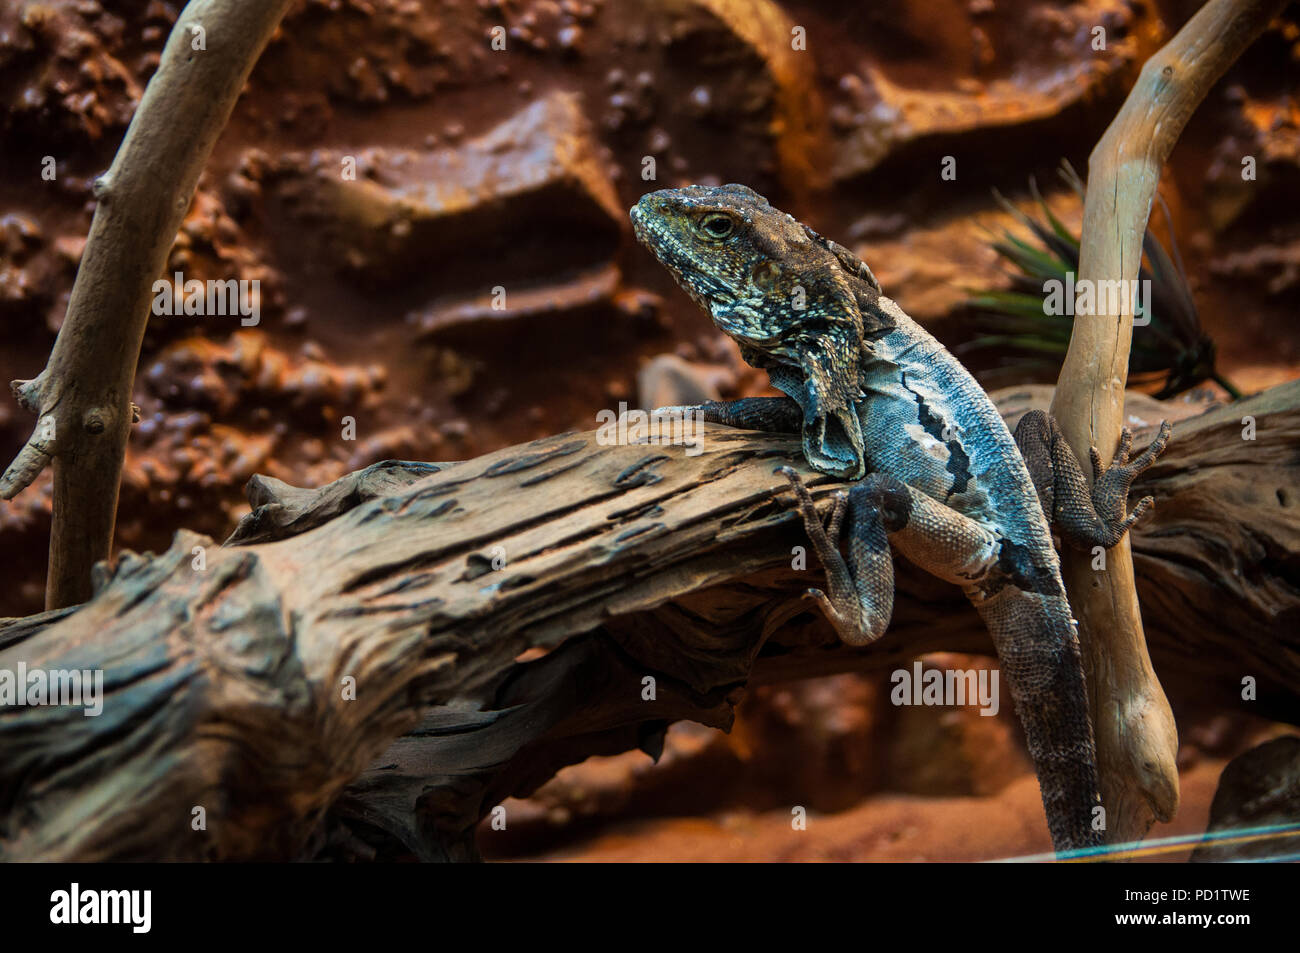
[629,202,650,245]
[631,212,735,312]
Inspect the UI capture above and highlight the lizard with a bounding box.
[630,183,1172,855]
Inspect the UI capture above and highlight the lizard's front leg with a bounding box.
[656,396,803,434]
[780,467,1001,645]
[1014,410,1172,550]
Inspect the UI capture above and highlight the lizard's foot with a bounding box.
[1087,420,1172,546]
[778,466,893,646]
[1018,410,1173,552]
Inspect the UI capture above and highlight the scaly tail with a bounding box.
[972,585,1104,855]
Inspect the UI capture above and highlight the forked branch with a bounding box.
[0,0,293,609]
[1050,0,1287,845]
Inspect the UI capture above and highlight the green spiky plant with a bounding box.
[962,161,1240,400]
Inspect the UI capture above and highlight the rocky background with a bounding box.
[1,0,1297,860]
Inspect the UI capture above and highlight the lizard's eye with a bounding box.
[699,213,735,240]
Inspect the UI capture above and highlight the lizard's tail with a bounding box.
[973,586,1104,856]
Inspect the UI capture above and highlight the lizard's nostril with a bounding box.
[630,206,649,236]
[634,190,671,214]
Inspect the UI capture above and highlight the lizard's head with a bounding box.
[630,184,786,321]
[631,183,876,479]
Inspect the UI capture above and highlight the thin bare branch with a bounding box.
[1050,0,1287,845]
[0,0,293,608]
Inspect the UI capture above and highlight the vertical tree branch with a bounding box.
[1051,0,1285,844]
[0,0,293,609]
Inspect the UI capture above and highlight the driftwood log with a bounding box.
[1,382,1297,861]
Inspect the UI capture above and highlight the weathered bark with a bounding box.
[0,0,293,609]
[1,383,1297,861]
[1050,0,1288,846]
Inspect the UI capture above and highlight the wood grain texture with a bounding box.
[1,383,1296,861]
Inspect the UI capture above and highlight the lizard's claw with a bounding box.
[1116,495,1156,537]
[778,466,843,545]
[780,466,876,642]
[1089,421,1172,543]
[1113,427,1134,468]
[1094,421,1171,489]
[1130,420,1173,472]
[825,490,850,540]
[1088,446,1105,484]
[803,587,855,633]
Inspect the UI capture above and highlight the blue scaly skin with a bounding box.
[631,184,1172,854]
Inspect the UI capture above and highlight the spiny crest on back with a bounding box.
[800,222,881,293]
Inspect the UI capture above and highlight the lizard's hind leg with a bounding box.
[1014,410,1172,550]
[780,468,1002,646]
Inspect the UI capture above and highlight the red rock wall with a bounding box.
[1,0,1296,860]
